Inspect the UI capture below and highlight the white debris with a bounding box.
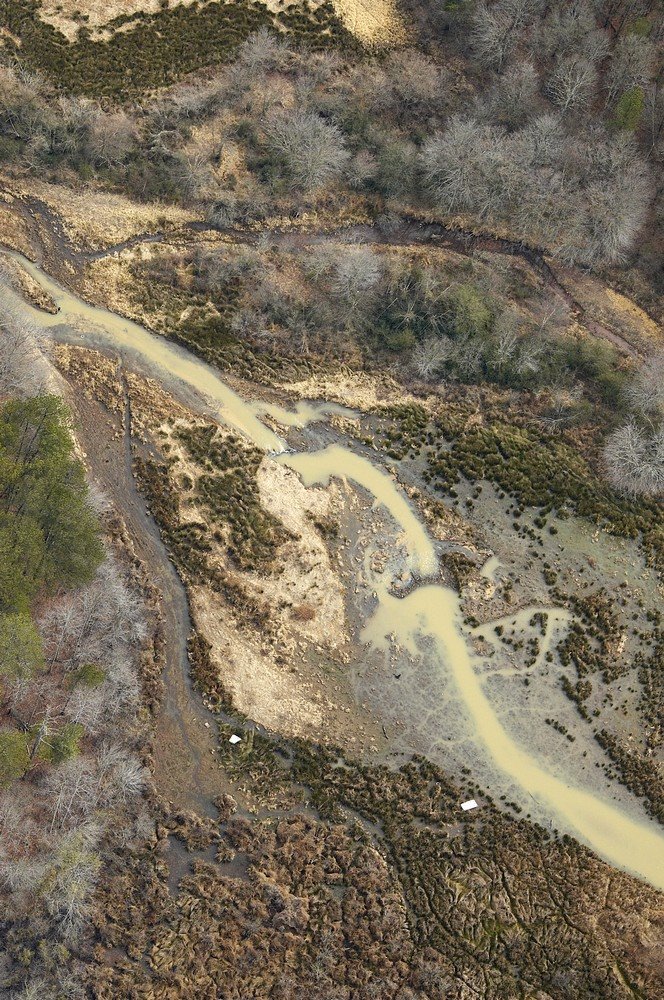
[229,734,242,745]
[461,799,478,811]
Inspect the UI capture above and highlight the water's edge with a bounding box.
[4,249,662,891]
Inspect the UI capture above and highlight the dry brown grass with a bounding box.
[23,179,195,249]
[330,0,406,45]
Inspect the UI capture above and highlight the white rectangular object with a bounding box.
[229,734,242,745]
[461,799,478,811]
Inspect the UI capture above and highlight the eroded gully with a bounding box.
[3,249,663,892]
[1,187,644,359]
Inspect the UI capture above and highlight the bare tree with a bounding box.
[626,352,664,415]
[206,192,239,229]
[153,77,224,128]
[603,420,664,497]
[515,336,545,377]
[420,118,516,218]
[85,109,137,167]
[570,135,651,265]
[482,61,542,127]
[236,28,288,75]
[64,686,105,734]
[384,49,448,114]
[605,34,654,104]
[546,56,598,113]
[0,64,46,143]
[0,294,47,396]
[471,0,542,70]
[265,110,350,192]
[422,111,649,266]
[450,334,485,377]
[376,136,418,199]
[538,4,609,63]
[347,149,378,190]
[40,556,146,672]
[94,743,148,807]
[9,977,50,1000]
[303,244,339,280]
[46,95,95,159]
[540,381,585,427]
[46,758,96,832]
[514,112,565,166]
[598,0,653,35]
[170,150,216,200]
[42,826,101,939]
[643,82,664,156]
[490,310,520,374]
[104,652,141,716]
[411,336,453,380]
[333,246,382,303]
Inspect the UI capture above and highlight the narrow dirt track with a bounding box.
[81,216,644,357]
[2,187,647,359]
[59,368,222,816]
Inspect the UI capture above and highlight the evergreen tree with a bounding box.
[0,612,44,681]
[614,86,645,130]
[0,729,30,785]
[0,396,104,611]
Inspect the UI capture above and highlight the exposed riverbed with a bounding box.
[3,249,663,891]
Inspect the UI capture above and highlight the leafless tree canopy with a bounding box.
[471,0,544,70]
[546,56,599,112]
[333,246,382,302]
[420,117,651,265]
[265,110,350,192]
[603,420,664,497]
[0,287,49,396]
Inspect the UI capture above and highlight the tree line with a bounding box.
[0,298,150,997]
[0,3,662,269]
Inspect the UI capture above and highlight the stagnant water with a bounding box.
[3,250,663,891]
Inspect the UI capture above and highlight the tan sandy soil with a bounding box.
[330,0,406,45]
[547,262,663,354]
[155,417,348,656]
[278,369,413,410]
[1,253,58,312]
[191,584,331,739]
[137,414,383,746]
[252,459,347,648]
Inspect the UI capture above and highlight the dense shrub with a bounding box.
[0,395,103,611]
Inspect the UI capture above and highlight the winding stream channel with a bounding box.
[3,250,663,892]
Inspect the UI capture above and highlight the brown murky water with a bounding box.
[4,250,663,891]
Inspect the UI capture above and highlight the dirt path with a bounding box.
[2,188,648,359]
[83,217,647,358]
[60,365,223,816]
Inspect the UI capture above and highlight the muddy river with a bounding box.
[3,250,663,891]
